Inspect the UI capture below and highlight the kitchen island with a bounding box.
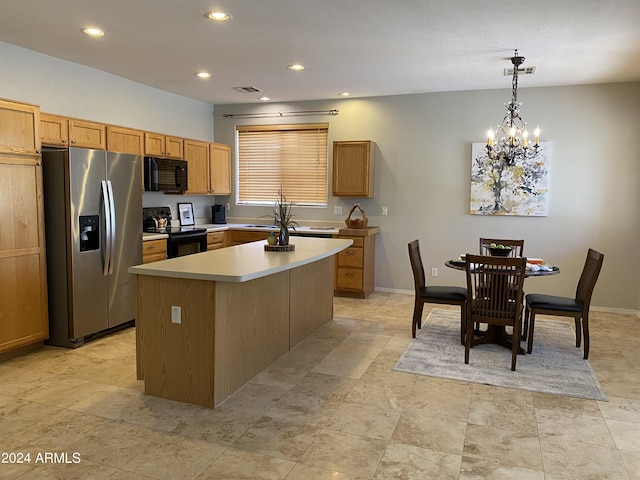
[129,236,352,408]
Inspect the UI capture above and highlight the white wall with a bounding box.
[214,84,640,312]
[2,40,638,311]
[0,42,214,140]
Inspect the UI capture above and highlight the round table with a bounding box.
[445,258,560,352]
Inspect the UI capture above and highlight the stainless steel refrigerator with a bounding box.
[42,147,142,347]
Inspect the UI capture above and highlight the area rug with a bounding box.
[393,309,607,401]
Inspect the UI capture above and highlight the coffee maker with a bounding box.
[211,204,226,224]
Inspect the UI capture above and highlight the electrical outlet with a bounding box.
[431,267,438,277]
[381,206,388,216]
[226,203,230,211]
[171,305,181,324]
[334,206,343,215]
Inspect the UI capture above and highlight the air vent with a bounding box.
[232,86,262,93]
[504,67,536,76]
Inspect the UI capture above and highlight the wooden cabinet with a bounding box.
[207,231,227,250]
[332,140,376,197]
[40,113,68,147]
[107,126,144,154]
[230,230,270,245]
[334,227,379,298]
[184,139,210,194]
[142,239,167,264]
[69,119,106,149]
[0,100,48,355]
[0,98,40,155]
[144,132,184,158]
[209,143,231,195]
[40,114,106,149]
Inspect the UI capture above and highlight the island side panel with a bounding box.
[289,255,335,348]
[137,275,216,408]
[213,270,290,406]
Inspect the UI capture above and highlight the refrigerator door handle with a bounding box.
[106,180,117,275]
[101,180,113,276]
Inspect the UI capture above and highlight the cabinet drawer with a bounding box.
[336,268,363,290]
[143,253,167,264]
[342,237,364,248]
[337,247,363,268]
[143,239,167,256]
[207,232,225,245]
[231,230,269,244]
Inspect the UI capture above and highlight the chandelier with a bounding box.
[485,50,541,166]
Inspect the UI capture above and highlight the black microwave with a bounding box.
[144,157,188,193]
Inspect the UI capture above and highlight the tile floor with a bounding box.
[1,292,640,479]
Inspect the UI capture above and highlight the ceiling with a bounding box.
[1,0,639,106]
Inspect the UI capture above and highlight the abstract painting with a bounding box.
[470,142,550,216]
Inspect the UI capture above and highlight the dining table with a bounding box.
[445,255,560,353]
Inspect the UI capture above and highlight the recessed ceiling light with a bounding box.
[259,96,271,102]
[82,27,105,37]
[287,64,306,71]
[195,72,212,78]
[205,11,232,21]
[338,92,351,97]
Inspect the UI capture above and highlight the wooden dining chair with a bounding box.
[464,254,527,371]
[524,248,604,359]
[408,240,467,343]
[479,238,525,257]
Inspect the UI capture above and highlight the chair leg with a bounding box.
[460,305,466,345]
[464,309,473,364]
[582,314,590,360]
[511,321,521,371]
[527,311,536,354]
[522,306,529,341]
[574,318,581,348]
[412,300,424,338]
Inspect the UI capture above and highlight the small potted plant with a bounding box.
[275,190,298,245]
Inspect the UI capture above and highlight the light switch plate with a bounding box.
[171,305,181,324]
[334,206,343,215]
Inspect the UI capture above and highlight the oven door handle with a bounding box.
[172,231,206,240]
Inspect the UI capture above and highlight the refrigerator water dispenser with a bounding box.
[79,215,99,251]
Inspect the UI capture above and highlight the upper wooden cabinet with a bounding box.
[332,140,376,198]
[184,139,210,194]
[40,114,106,150]
[209,143,231,195]
[0,99,40,155]
[144,132,184,159]
[40,113,68,147]
[107,126,144,154]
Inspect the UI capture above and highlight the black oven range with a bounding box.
[143,207,207,258]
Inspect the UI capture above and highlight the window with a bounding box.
[237,123,328,206]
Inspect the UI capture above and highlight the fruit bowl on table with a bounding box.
[486,246,513,257]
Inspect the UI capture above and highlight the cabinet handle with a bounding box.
[345,272,354,277]
[70,140,76,144]
[147,245,156,250]
[61,139,67,144]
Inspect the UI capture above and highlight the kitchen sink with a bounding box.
[243,224,278,228]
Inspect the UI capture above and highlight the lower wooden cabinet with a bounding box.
[142,239,167,263]
[334,227,379,298]
[229,230,270,245]
[0,154,49,354]
[207,231,227,250]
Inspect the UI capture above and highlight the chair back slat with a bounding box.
[408,240,426,291]
[575,248,604,306]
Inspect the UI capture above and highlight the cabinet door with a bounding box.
[165,136,184,159]
[69,119,106,149]
[332,141,375,197]
[209,143,231,195]
[107,126,144,154]
[0,99,40,155]
[40,113,69,147]
[0,154,48,352]
[143,239,167,263]
[184,139,210,194]
[144,132,165,156]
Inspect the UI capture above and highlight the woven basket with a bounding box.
[345,204,368,229]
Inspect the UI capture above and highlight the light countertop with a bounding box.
[130,236,352,282]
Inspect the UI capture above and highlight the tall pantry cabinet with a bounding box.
[0,98,49,357]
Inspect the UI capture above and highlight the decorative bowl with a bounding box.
[486,246,513,257]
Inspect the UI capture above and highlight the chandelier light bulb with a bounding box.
[487,128,495,147]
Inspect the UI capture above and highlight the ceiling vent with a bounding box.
[233,86,262,93]
[504,66,536,76]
